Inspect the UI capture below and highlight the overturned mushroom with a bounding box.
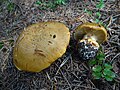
[74,22,107,60]
[13,21,70,72]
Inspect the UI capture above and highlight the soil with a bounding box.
[0,0,120,90]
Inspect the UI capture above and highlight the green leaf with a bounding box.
[103,68,115,81]
[96,3,104,9]
[95,18,100,23]
[109,71,115,78]
[104,63,113,69]
[35,1,41,5]
[0,42,4,49]
[111,72,116,78]
[92,65,102,72]
[96,52,105,60]
[84,9,92,15]
[103,69,115,78]
[7,2,15,12]
[96,12,101,18]
[61,1,66,5]
[92,72,102,79]
[99,21,104,25]
[103,69,110,75]
[84,9,87,13]
[89,59,97,66]
[96,0,104,9]
[104,75,114,81]
[99,57,105,61]
[55,0,66,5]
[97,59,103,64]
[101,73,105,78]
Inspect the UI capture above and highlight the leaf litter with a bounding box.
[0,0,120,90]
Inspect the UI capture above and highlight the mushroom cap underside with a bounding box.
[13,21,70,72]
[74,22,107,44]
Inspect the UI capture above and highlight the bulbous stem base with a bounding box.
[77,38,99,61]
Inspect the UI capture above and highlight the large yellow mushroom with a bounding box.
[13,21,70,72]
[74,22,107,60]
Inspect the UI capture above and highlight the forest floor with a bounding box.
[0,0,120,90]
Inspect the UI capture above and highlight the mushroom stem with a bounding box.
[77,35,100,61]
[82,33,100,48]
[83,33,97,42]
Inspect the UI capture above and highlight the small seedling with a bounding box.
[7,2,15,12]
[84,0,106,27]
[96,0,105,9]
[84,9,92,15]
[35,0,66,10]
[89,49,116,81]
[55,0,66,5]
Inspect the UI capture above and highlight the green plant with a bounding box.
[55,0,66,5]
[84,0,106,27]
[96,0,104,9]
[89,49,116,81]
[0,0,15,12]
[84,9,92,15]
[7,2,15,12]
[35,0,66,10]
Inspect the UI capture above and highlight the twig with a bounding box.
[107,16,113,27]
[105,53,116,59]
[89,80,96,89]
[55,55,70,75]
[46,72,54,90]
[108,41,120,46]
[110,53,120,63]
[55,63,72,90]
[56,83,99,90]
[113,14,120,18]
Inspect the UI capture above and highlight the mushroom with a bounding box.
[74,22,107,60]
[13,21,70,72]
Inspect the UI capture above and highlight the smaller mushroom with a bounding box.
[74,22,107,60]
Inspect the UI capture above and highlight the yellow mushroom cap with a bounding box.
[74,22,107,44]
[13,21,70,72]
